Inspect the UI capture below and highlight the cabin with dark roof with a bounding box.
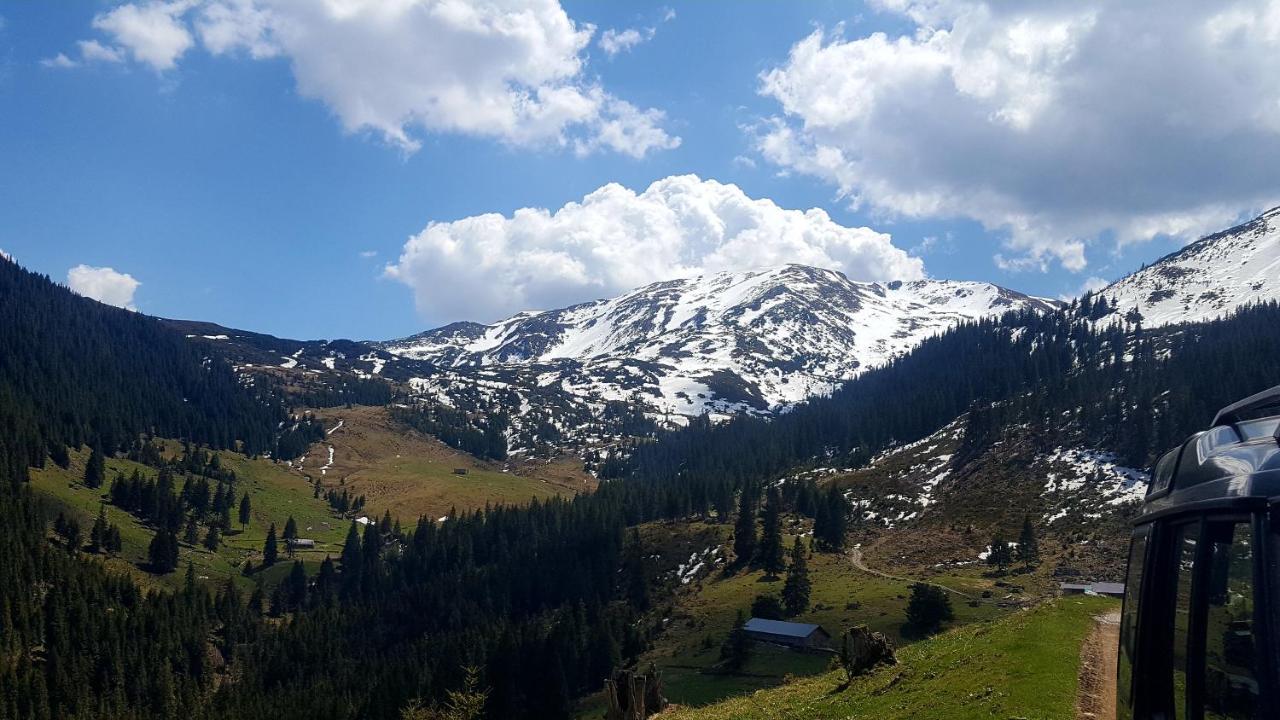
[1059,581,1124,598]
[742,618,832,649]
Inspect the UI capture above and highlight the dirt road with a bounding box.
[848,547,976,600]
[1076,610,1120,720]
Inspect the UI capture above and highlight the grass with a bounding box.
[583,519,1016,717]
[27,409,594,591]
[296,405,592,522]
[658,595,1118,720]
[29,444,348,591]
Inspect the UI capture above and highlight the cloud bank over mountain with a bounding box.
[384,175,923,323]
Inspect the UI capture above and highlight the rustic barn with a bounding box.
[742,618,832,649]
[287,538,316,549]
[1059,581,1125,598]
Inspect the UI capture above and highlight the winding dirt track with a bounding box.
[847,547,976,599]
[1075,610,1120,720]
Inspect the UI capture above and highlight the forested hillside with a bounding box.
[611,301,1280,509]
[0,258,283,483]
[0,257,284,717]
[0,258,654,719]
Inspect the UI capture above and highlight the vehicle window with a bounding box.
[1172,523,1200,720]
[1235,418,1280,442]
[1151,448,1180,495]
[1202,521,1259,719]
[1118,528,1149,719]
[1199,425,1242,459]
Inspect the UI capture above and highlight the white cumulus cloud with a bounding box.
[599,28,649,56]
[756,0,1280,272]
[384,175,923,324]
[92,0,194,71]
[59,0,678,157]
[67,265,141,310]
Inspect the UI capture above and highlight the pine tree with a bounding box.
[84,446,105,489]
[1016,516,1040,570]
[814,486,848,552]
[782,537,811,616]
[905,583,953,635]
[987,535,1012,573]
[238,492,251,530]
[148,528,179,573]
[203,524,221,551]
[624,529,650,611]
[89,505,109,553]
[757,486,785,576]
[732,485,757,566]
[184,516,200,545]
[719,610,753,672]
[340,521,363,584]
[285,561,307,610]
[283,516,298,541]
[263,523,278,567]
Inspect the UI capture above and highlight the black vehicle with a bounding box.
[1119,385,1280,719]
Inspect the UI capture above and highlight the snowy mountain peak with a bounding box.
[1095,206,1280,327]
[382,264,1056,416]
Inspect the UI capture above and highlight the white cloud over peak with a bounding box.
[756,0,1280,272]
[67,265,141,309]
[384,175,923,323]
[60,0,678,157]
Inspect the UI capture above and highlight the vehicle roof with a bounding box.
[1140,389,1280,517]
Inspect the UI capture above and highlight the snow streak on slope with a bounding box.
[1097,206,1280,327]
[383,265,1056,416]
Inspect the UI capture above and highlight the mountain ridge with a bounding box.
[379,264,1059,416]
[1094,205,1280,326]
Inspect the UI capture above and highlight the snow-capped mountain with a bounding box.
[1094,206,1280,326]
[382,264,1057,417]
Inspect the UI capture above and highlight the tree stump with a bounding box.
[604,664,667,720]
[839,625,897,679]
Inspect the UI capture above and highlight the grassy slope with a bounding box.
[29,445,346,591]
[298,405,593,522]
[660,595,1117,720]
[574,520,1013,717]
[28,407,595,591]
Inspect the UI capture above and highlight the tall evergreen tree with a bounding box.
[782,537,811,616]
[719,610,753,672]
[203,524,221,551]
[1016,516,1040,570]
[84,446,105,489]
[814,486,848,552]
[89,505,109,553]
[757,486,785,576]
[263,523,278,567]
[732,486,757,566]
[184,516,200,545]
[238,492,251,530]
[148,528,179,573]
[283,515,298,541]
[987,535,1012,573]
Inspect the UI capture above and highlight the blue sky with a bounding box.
[3,1,1278,339]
